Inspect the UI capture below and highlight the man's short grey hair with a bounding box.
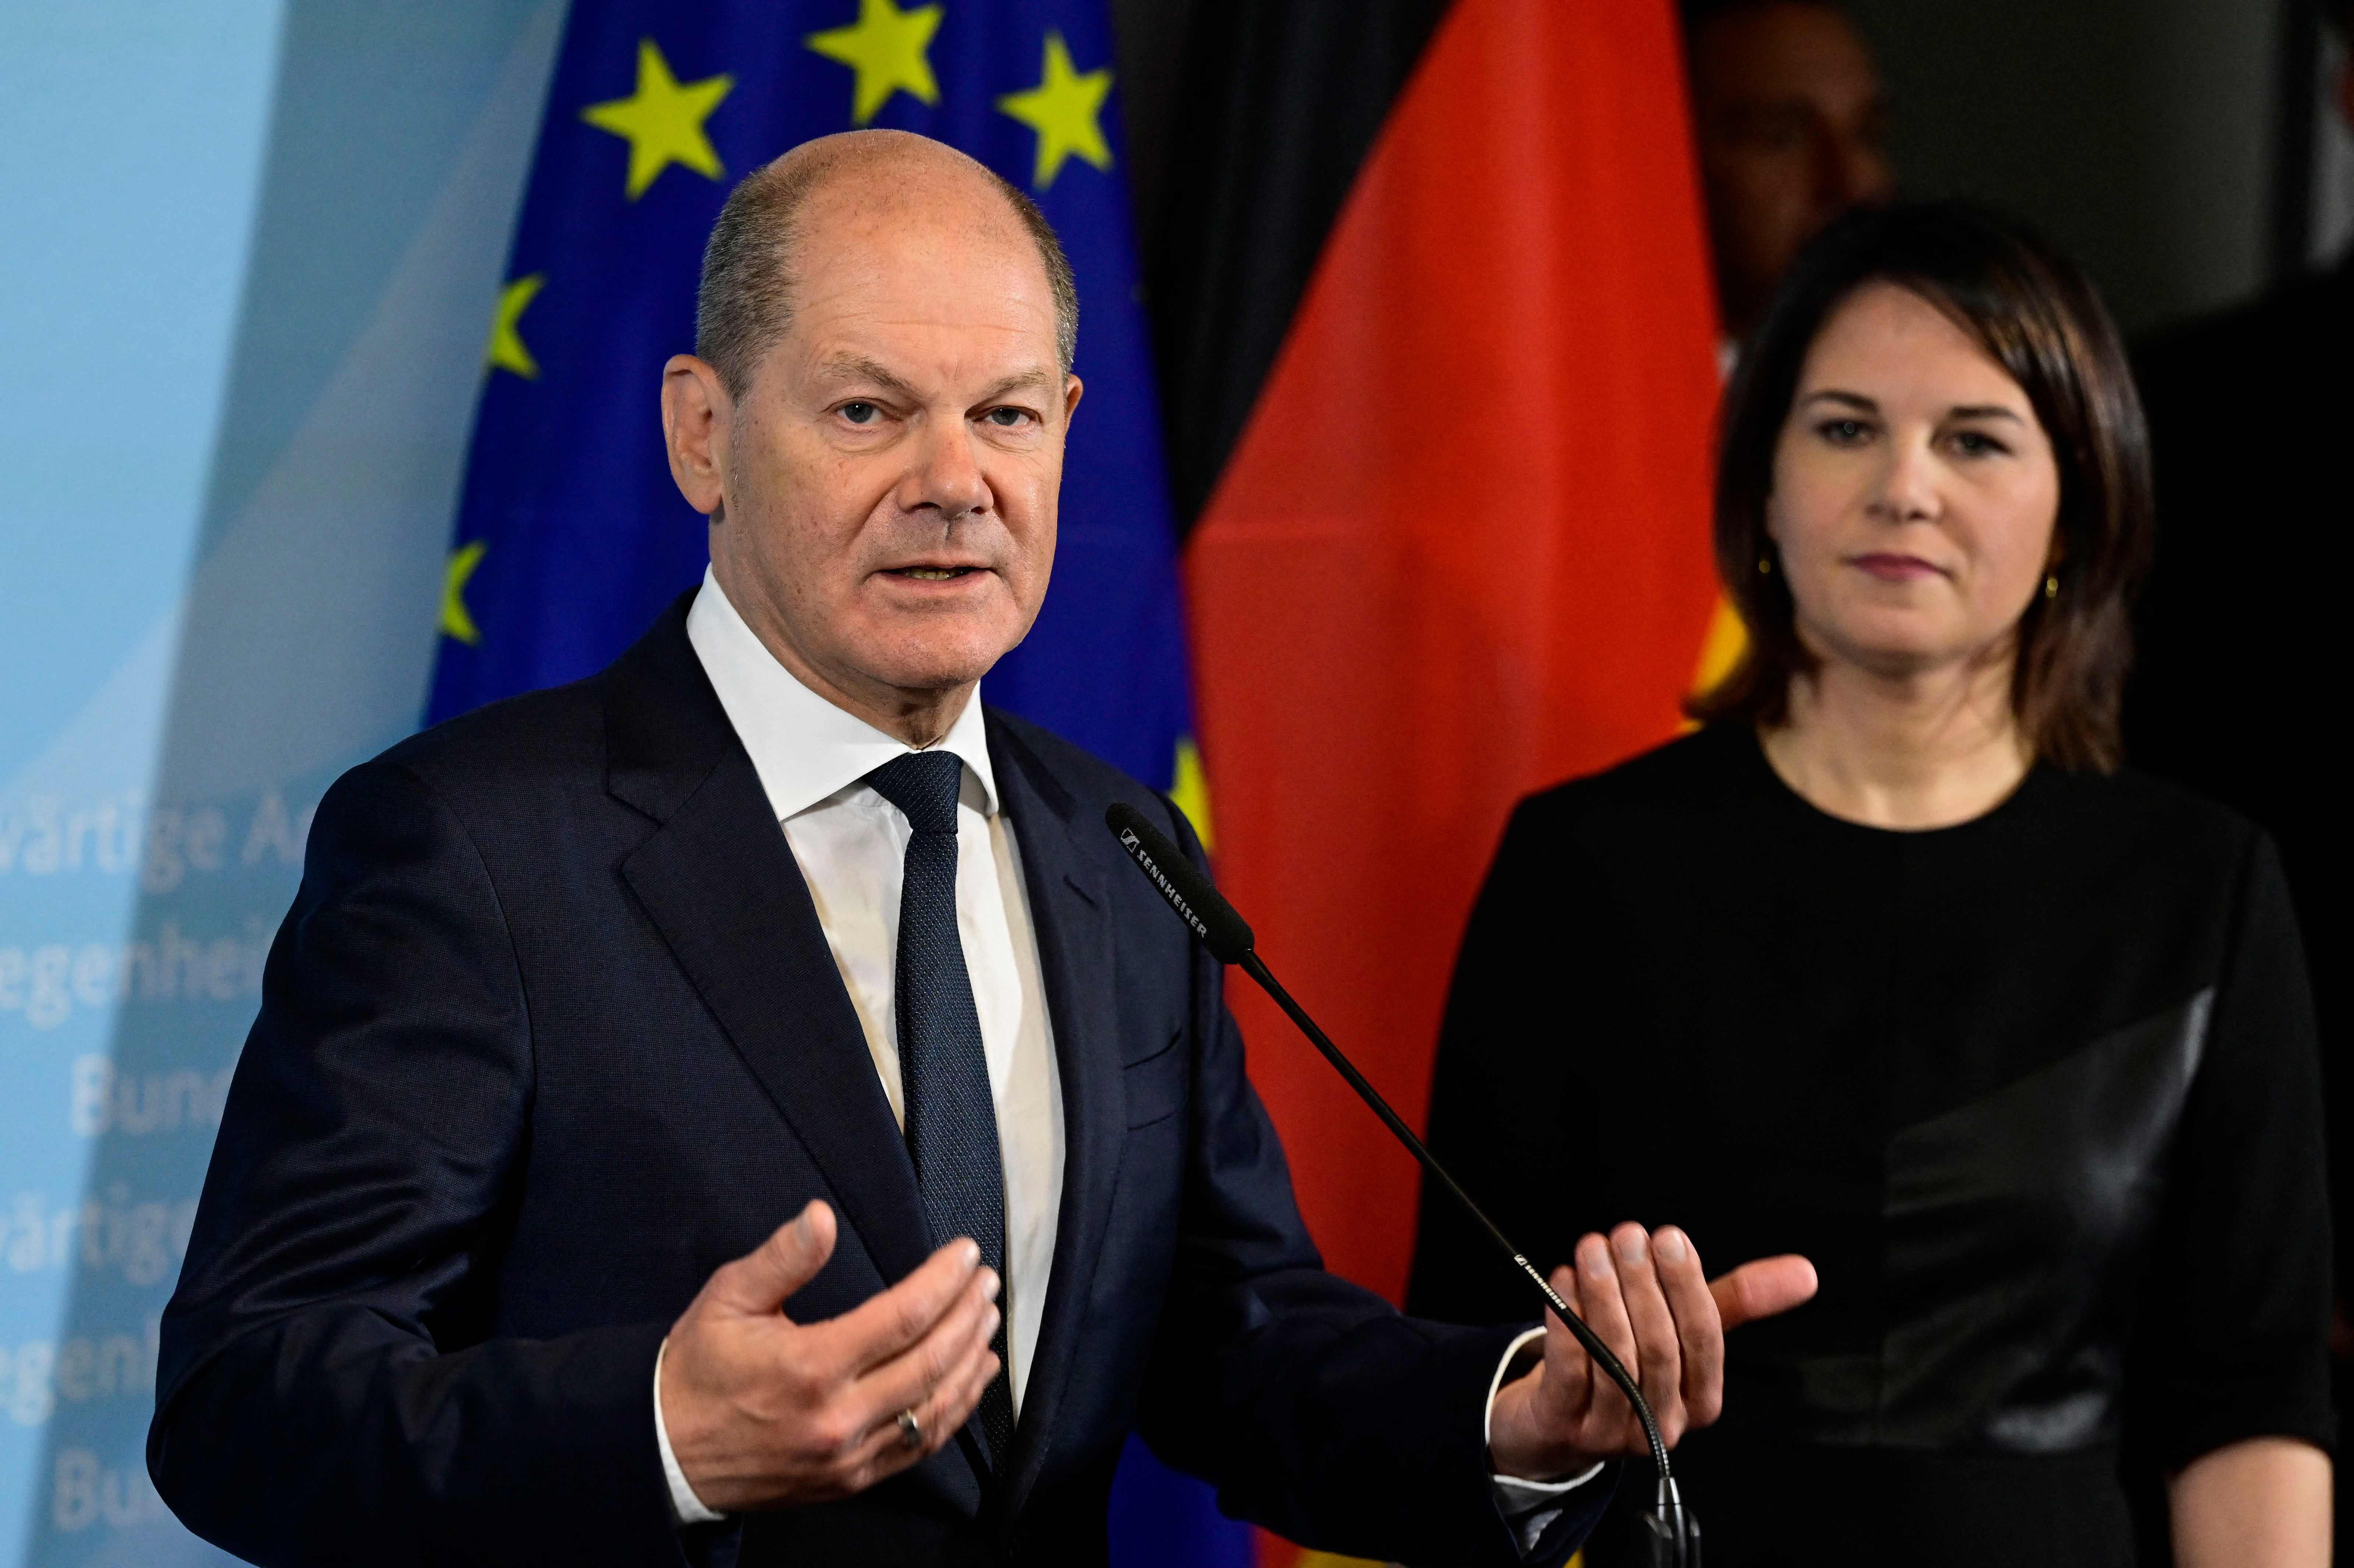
[695,143,1080,397]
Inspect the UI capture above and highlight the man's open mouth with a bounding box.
[889,567,978,581]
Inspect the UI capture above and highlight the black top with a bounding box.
[1406,723,2333,1567]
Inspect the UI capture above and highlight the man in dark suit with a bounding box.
[148,130,1814,1566]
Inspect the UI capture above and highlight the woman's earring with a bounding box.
[1758,554,1774,576]
[2044,573,2059,601]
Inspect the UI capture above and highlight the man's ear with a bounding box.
[662,355,730,517]
[1062,373,1084,428]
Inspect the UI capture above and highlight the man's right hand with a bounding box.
[658,1200,1003,1513]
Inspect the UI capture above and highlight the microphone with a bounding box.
[1106,801,1700,1567]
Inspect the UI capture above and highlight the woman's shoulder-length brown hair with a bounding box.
[1687,200,2154,773]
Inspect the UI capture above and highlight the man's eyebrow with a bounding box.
[815,354,923,403]
[810,356,1058,408]
[973,367,1061,404]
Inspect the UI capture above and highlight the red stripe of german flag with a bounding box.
[1153,0,1722,1313]
[1145,6,1719,1563]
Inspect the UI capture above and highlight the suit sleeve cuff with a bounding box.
[654,1338,726,1525]
[1484,1326,1606,1549]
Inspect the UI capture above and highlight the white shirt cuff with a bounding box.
[1484,1326,1606,1549]
[654,1337,726,1525]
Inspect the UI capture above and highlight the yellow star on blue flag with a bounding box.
[439,541,487,645]
[805,0,943,125]
[996,30,1114,189]
[580,39,733,199]
[486,274,544,379]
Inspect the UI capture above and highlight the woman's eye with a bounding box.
[1816,418,1870,445]
[840,402,879,425]
[1951,430,2009,456]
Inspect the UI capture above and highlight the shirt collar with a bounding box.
[684,566,999,823]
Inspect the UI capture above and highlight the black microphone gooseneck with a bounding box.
[1105,802,1700,1566]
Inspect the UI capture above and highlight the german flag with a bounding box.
[1152,0,1725,1460]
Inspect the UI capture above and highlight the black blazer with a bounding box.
[149,595,1603,1567]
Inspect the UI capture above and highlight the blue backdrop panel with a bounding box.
[0,3,563,1562]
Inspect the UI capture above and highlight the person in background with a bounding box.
[2127,9,2352,1554]
[1682,0,1896,345]
[1407,203,2334,1567]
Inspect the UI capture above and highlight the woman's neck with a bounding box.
[1759,653,2031,830]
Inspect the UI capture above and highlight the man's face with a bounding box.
[1691,3,1894,336]
[672,177,1079,717]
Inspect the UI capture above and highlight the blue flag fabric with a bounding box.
[426,1,1241,1562]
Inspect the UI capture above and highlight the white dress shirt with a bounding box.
[654,569,1592,1540]
[654,569,1060,1524]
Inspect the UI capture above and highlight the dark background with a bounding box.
[1108,0,2354,341]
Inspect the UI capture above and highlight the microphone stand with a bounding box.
[1239,951,1698,1565]
[1106,805,1699,1567]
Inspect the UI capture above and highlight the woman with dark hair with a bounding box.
[1405,203,2332,1565]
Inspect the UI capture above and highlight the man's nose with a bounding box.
[901,418,993,523]
[1825,130,1894,209]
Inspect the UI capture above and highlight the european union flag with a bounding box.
[427,0,1201,810]
[425,2,1237,1563]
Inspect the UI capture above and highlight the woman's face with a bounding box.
[1766,281,2061,681]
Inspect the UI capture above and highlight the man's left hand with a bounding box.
[1486,1223,1817,1480]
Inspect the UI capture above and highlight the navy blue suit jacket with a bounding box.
[149,595,1606,1566]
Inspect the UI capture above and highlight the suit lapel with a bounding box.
[986,715,1125,1520]
[603,609,1117,1513]
[604,600,934,1295]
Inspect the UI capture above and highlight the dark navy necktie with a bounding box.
[863,751,1014,1464]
